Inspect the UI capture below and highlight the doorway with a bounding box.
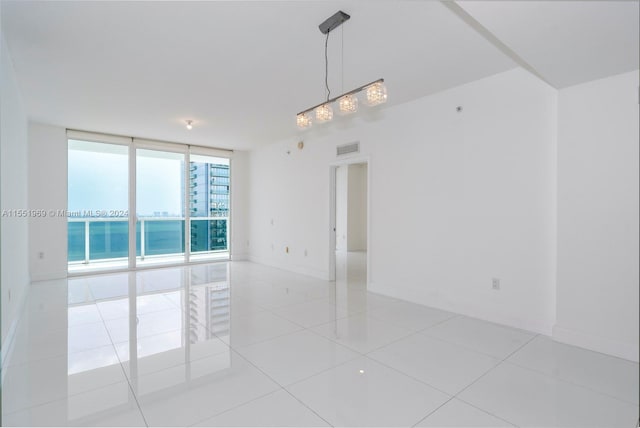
[330,161,368,289]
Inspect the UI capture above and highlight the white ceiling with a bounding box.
[458,1,640,89]
[1,1,638,151]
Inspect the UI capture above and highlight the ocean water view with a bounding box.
[68,218,227,262]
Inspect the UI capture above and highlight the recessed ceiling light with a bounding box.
[186,120,193,130]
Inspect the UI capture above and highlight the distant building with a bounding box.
[189,161,230,252]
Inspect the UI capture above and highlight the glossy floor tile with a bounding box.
[422,315,536,358]
[2,255,638,427]
[67,304,103,326]
[415,398,515,427]
[2,349,126,414]
[193,389,330,427]
[237,330,359,386]
[458,362,639,427]
[311,312,413,354]
[67,321,114,353]
[104,307,183,343]
[369,333,500,395]
[507,335,640,405]
[2,381,146,427]
[270,298,354,328]
[367,298,456,331]
[132,351,280,427]
[97,293,177,321]
[288,357,450,427]
[221,310,303,348]
[7,323,70,367]
[114,329,231,380]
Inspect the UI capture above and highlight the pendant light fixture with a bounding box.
[296,10,387,129]
[339,94,358,114]
[365,81,388,106]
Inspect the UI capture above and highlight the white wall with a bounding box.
[247,139,334,279]
[28,122,68,281]
[335,163,368,252]
[249,68,558,334]
[555,70,639,362]
[230,150,250,260]
[1,32,30,345]
[347,163,367,251]
[335,165,348,251]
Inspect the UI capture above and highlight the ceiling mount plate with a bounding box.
[319,10,350,34]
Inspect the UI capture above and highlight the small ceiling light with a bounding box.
[186,120,193,130]
[365,81,388,106]
[315,104,333,122]
[338,94,358,114]
[296,113,312,129]
[359,369,365,374]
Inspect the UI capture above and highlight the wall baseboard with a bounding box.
[1,317,19,385]
[553,324,639,362]
[1,281,30,384]
[247,255,329,281]
[230,253,249,261]
[30,270,67,282]
[368,281,553,337]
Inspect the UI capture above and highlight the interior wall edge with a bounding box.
[247,255,330,282]
[29,271,68,282]
[1,29,30,347]
[369,281,554,337]
[553,324,639,363]
[0,281,30,381]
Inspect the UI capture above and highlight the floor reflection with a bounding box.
[4,257,633,427]
[67,263,232,377]
[3,263,234,426]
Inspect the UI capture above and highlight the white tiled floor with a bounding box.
[2,252,638,427]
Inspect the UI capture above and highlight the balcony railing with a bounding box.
[68,217,228,264]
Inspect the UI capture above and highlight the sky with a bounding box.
[68,148,183,216]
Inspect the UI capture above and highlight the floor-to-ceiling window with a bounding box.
[189,154,230,261]
[136,148,186,266]
[67,132,231,272]
[68,139,130,271]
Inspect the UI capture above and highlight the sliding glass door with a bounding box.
[68,139,130,272]
[67,132,231,272]
[136,148,186,266]
[189,154,230,261]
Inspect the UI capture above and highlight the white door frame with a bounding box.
[328,156,371,287]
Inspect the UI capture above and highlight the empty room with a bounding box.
[0,1,638,427]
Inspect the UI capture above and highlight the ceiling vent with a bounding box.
[337,142,360,156]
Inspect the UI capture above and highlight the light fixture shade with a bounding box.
[338,94,358,114]
[315,104,333,122]
[365,81,387,106]
[297,113,312,128]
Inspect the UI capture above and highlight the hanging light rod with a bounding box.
[297,78,384,117]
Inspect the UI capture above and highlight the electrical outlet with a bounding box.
[38,251,44,259]
[8,288,11,301]
[492,278,500,290]
[304,249,308,257]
